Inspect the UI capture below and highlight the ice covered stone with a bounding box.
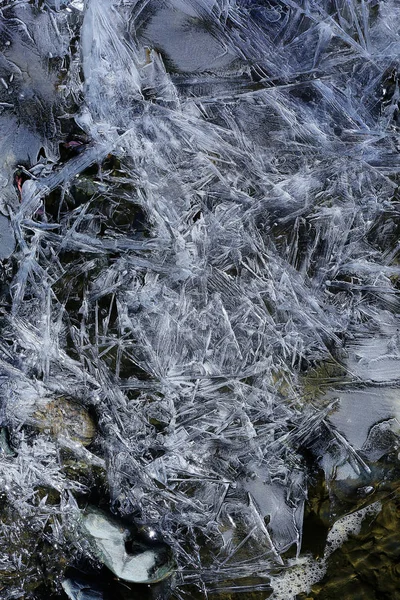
[76,506,174,584]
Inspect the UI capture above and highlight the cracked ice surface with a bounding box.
[1,0,400,597]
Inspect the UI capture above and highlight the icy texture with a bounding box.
[62,577,105,600]
[1,0,400,597]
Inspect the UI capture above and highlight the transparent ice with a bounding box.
[0,0,400,597]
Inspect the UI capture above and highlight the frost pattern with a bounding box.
[1,0,400,597]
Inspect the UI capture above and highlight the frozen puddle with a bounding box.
[1,0,400,597]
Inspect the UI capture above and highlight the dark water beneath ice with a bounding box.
[1,1,400,598]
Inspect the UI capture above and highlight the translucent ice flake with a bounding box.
[62,577,105,600]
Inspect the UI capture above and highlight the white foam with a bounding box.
[269,502,381,600]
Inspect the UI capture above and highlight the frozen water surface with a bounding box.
[1,0,400,598]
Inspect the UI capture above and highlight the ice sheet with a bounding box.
[1,0,400,597]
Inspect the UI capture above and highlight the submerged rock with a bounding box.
[76,506,174,584]
[33,397,96,446]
